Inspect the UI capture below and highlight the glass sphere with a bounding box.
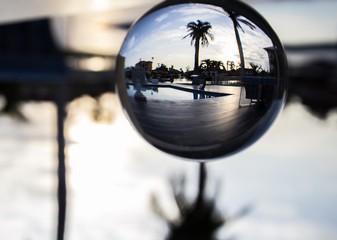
[116,0,287,160]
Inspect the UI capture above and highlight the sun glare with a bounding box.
[78,56,115,71]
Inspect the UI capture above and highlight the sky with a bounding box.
[120,3,274,71]
[250,0,337,45]
[48,0,337,65]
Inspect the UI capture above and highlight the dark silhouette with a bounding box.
[200,59,225,72]
[285,43,337,118]
[227,10,256,78]
[226,61,236,71]
[0,18,115,119]
[151,163,252,240]
[199,59,226,85]
[287,59,337,118]
[249,63,267,76]
[183,20,214,73]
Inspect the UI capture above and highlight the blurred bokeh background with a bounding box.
[0,0,336,239]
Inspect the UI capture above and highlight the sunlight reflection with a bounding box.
[78,56,114,71]
[64,94,198,239]
[66,113,172,239]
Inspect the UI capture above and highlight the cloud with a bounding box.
[124,34,137,53]
[121,2,277,70]
[155,13,169,23]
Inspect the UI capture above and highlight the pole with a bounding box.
[56,81,67,240]
[56,16,68,240]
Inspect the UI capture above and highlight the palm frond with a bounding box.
[182,19,214,46]
[228,10,256,33]
[237,18,256,30]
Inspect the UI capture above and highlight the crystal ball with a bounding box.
[116,0,287,160]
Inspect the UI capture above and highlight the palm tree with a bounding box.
[227,10,256,77]
[211,60,225,71]
[200,59,225,72]
[226,61,235,71]
[200,59,212,71]
[249,62,263,76]
[150,163,252,240]
[183,20,214,73]
[151,163,227,240]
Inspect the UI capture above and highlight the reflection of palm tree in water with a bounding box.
[151,163,251,240]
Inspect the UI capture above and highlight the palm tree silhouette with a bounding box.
[212,60,225,72]
[200,59,225,72]
[227,10,256,77]
[200,59,213,71]
[151,163,226,240]
[150,163,252,240]
[183,20,214,73]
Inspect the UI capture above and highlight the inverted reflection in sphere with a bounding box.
[116,0,287,160]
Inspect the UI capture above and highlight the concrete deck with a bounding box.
[128,89,268,158]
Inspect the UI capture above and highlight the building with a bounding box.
[135,60,152,76]
[264,46,277,76]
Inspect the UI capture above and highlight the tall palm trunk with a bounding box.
[194,37,200,73]
[233,22,245,78]
[196,162,206,207]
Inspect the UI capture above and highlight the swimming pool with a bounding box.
[127,85,223,101]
